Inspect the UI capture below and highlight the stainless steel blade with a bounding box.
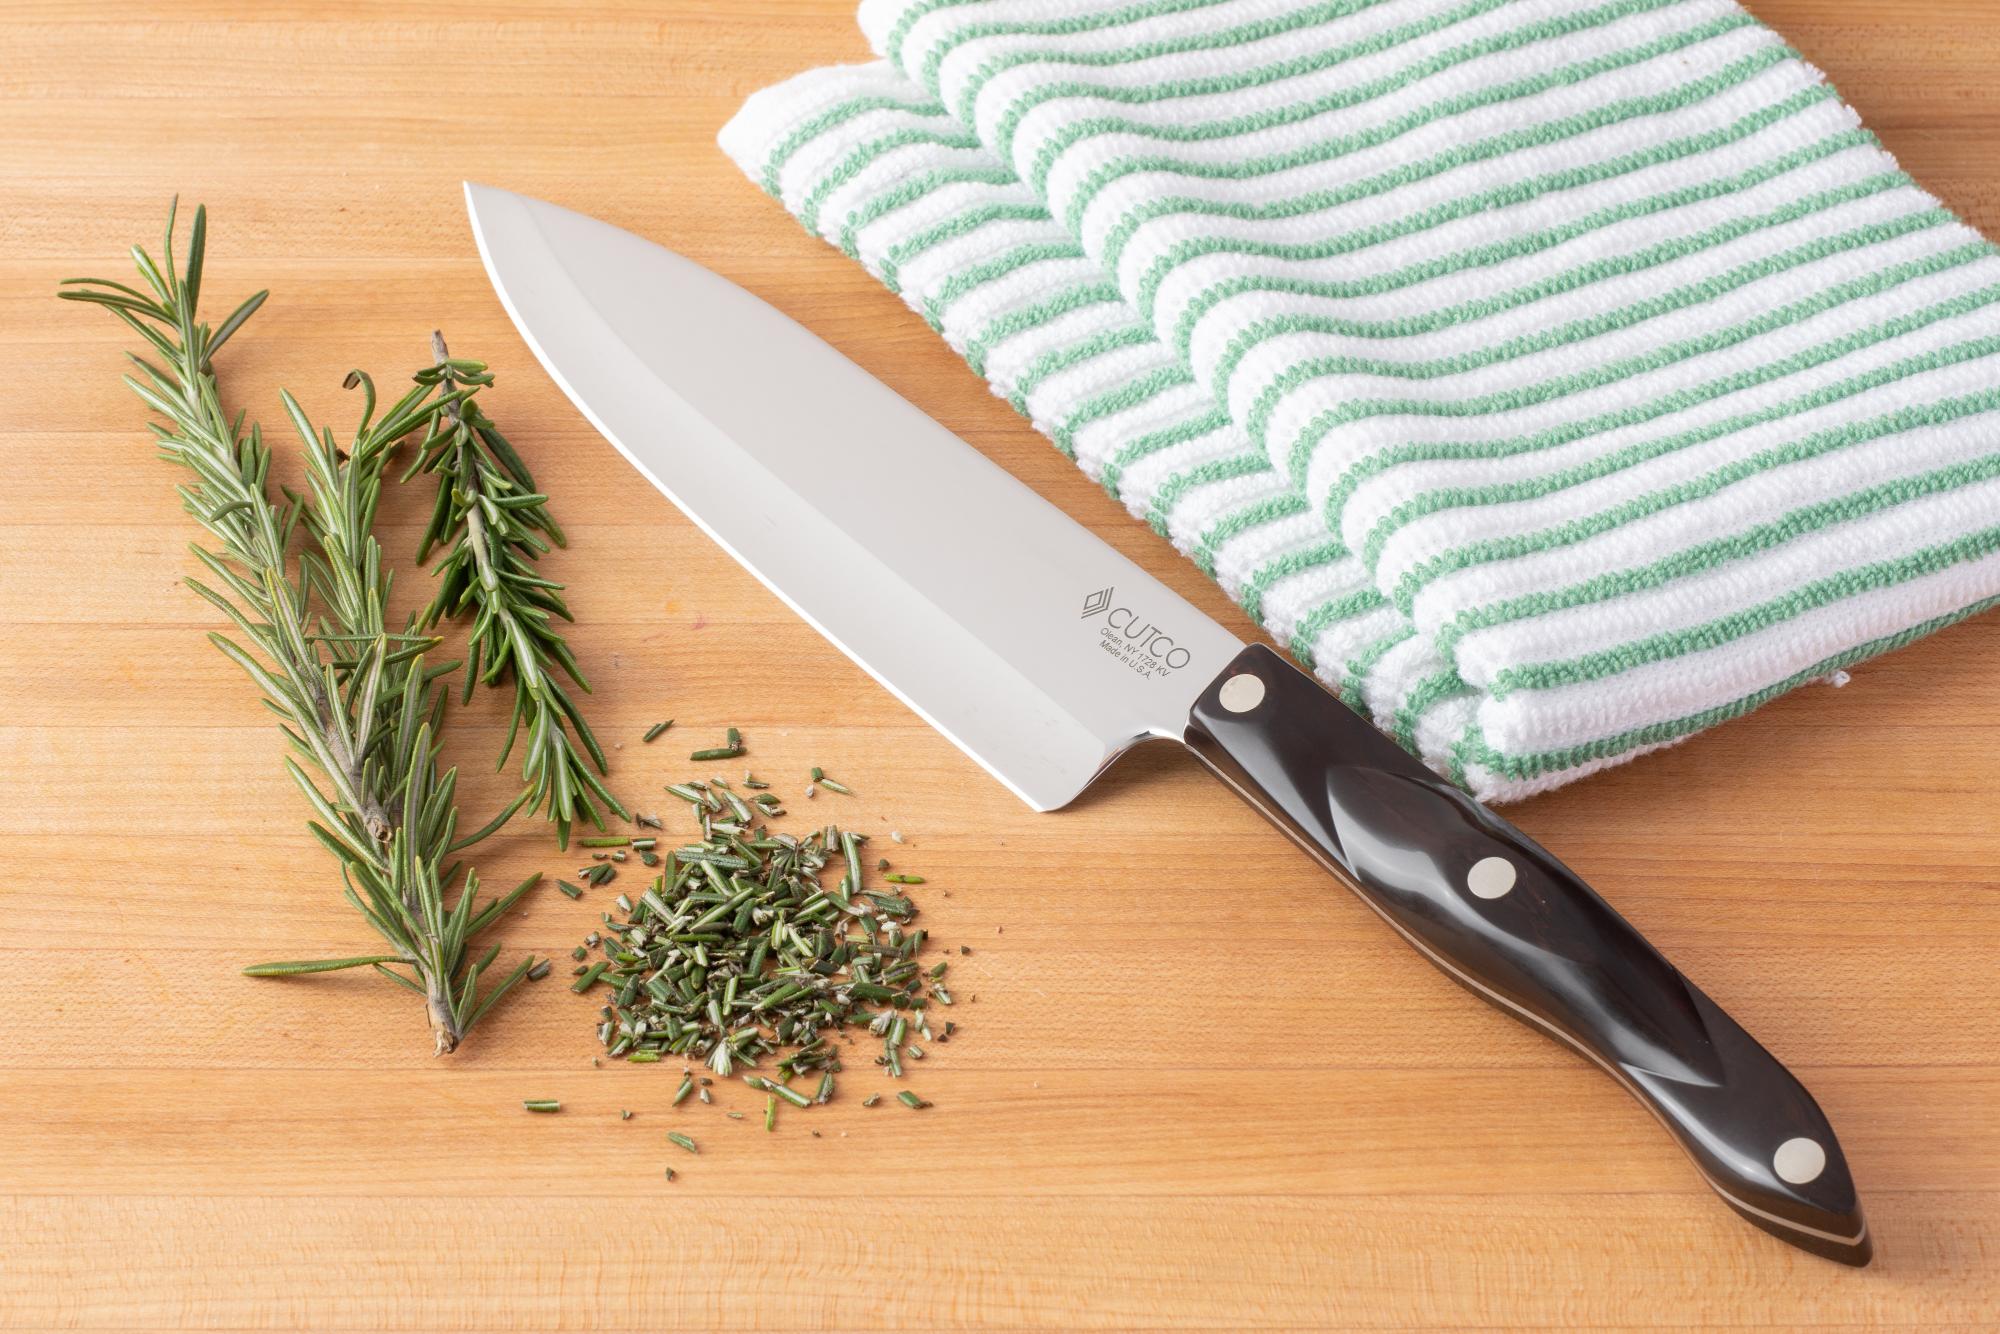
[465,183,1243,811]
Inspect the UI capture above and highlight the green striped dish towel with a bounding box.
[720,0,2000,802]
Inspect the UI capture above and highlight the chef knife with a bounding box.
[464,183,1869,1266]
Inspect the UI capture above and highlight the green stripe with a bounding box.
[1236,536,1343,623]
[881,0,988,70]
[836,163,1019,267]
[882,95,1853,437]
[925,240,1089,328]
[1205,179,1926,407]
[1195,490,1307,577]
[882,200,1049,292]
[926,80,1842,356]
[775,43,1826,377]
[1365,282,2000,603]
[1375,473,2000,759]
[808,102,1849,390]
[799,124,982,235]
[967,282,1124,377]
[1006,324,1158,414]
[972,0,1416,145]
[1445,735,1473,788]
[1486,452,2000,696]
[1168,126,1872,350]
[1344,624,1415,693]
[1098,407,1230,497]
[1243,528,1348,622]
[887,0,1238,77]
[1144,450,1267,536]
[760,94,953,196]
[1215,196,1940,431]
[1462,589,2000,781]
[1315,268,2000,556]
[1067,20,1778,239]
[1439,451,2000,669]
[1136,70,1832,328]
[1053,371,1209,459]
[1398,375,2000,624]
[1168,118,1864,344]
[857,1,1545,303]
[993,0,1496,163]
[877,127,1902,423]
[988,0,1443,155]
[1289,585,1393,673]
[1014,333,1174,415]
[1019,0,1689,191]
[1393,667,1469,748]
[909,0,1237,93]
[760,13,1768,326]
[1049,363,1200,459]
[1279,241,1997,502]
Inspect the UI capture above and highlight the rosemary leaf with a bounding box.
[240,955,402,977]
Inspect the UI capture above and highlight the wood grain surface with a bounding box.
[3,2,1998,1328]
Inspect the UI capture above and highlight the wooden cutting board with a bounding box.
[2,2,1996,1327]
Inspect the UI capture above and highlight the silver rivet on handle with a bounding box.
[1466,856,1517,899]
[1217,673,1265,713]
[1773,1137,1827,1184]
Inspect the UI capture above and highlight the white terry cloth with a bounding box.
[721,0,2000,802]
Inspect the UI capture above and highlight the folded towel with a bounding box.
[721,0,2000,802]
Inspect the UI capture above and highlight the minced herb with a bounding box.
[575,770,949,1118]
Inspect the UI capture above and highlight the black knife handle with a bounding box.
[1183,644,1869,1265]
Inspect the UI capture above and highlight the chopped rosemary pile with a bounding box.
[574,755,954,1121]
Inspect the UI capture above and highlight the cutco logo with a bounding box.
[1080,585,1193,678]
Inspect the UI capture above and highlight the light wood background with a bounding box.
[3,2,1998,1328]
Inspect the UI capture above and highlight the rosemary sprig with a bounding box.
[404,334,624,847]
[61,201,540,1054]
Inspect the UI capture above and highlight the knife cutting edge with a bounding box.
[463,182,1870,1266]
